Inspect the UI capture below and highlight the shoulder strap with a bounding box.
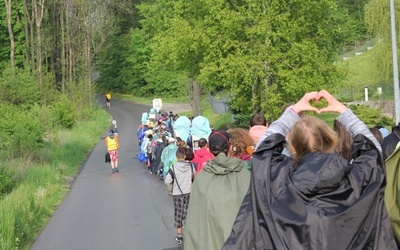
[189,162,195,182]
[171,165,185,195]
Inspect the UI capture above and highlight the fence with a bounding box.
[339,85,394,102]
[208,93,230,114]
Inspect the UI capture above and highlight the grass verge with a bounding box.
[0,106,110,250]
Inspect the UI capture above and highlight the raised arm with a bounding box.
[318,90,381,152]
[256,92,319,149]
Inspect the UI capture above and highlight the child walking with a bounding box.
[164,147,195,245]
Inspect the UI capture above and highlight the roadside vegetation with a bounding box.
[0,109,109,249]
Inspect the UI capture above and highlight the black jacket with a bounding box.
[382,126,400,160]
[222,133,396,250]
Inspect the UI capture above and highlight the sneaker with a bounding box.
[175,236,183,245]
[112,169,115,173]
[115,168,119,173]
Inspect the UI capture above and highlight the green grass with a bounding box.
[316,113,337,127]
[337,37,378,59]
[337,41,394,101]
[0,106,110,250]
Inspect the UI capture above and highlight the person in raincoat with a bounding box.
[184,130,250,250]
[222,90,396,250]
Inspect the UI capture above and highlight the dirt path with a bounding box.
[159,102,192,114]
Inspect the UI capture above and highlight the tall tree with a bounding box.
[137,0,349,118]
[365,0,396,82]
[4,0,15,73]
[32,0,45,88]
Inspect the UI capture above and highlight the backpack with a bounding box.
[136,152,148,163]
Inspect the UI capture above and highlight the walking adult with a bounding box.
[223,90,396,250]
[105,92,111,108]
[184,130,251,250]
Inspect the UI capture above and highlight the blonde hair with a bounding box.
[227,128,255,158]
[288,116,338,161]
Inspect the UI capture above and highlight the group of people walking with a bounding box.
[126,89,399,249]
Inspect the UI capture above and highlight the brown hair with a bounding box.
[185,147,195,161]
[227,128,255,158]
[176,147,186,159]
[333,119,353,160]
[289,116,338,162]
[369,127,383,144]
[250,113,267,127]
[198,138,208,148]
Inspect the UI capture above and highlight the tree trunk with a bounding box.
[252,78,257,113]
[51,0,62,90]
[192,79,201,116]
[85,0,93,106]
[33,0,45,89]
[4,0,15,74]
[61,1,66,93]
[66,5,72,85]
[30,1,35,71]
[23,0,30,66]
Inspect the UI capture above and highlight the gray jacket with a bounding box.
[165,160,195,195]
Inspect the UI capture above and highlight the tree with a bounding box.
[32,0,45,88]
[4,0,15,73]
[365,0,396,82]
[137,0,348,119]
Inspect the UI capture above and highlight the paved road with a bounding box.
[30,99,182,250]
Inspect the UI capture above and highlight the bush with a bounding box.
[232,114,252,128]
[0,165,15,197]
[52,95,77,129]
[0,68,41,106]
[0,104,44,158]
[349,104,394,126]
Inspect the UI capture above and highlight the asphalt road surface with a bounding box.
[30,98,186,250]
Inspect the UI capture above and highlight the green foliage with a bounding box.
[0,107,109,250]
[0,104,44,159]
[95,0,385,121]
[338,42,392,91]
[0,165,15,198]
[135,0,352,119]
[349,104,394,126]
[0,1,26,71]
[232,114,253,129]
[0,67,41,106]
[52,95,77,129]
[96,34,135,93]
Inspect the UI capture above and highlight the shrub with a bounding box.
[232,114,253,129]
[52,95,77,129]
[0,165,15,197]
[0,68,40,106]
[0,104,44,158]
[349,104,394,126]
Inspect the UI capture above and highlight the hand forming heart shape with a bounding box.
[292,90,348,114]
